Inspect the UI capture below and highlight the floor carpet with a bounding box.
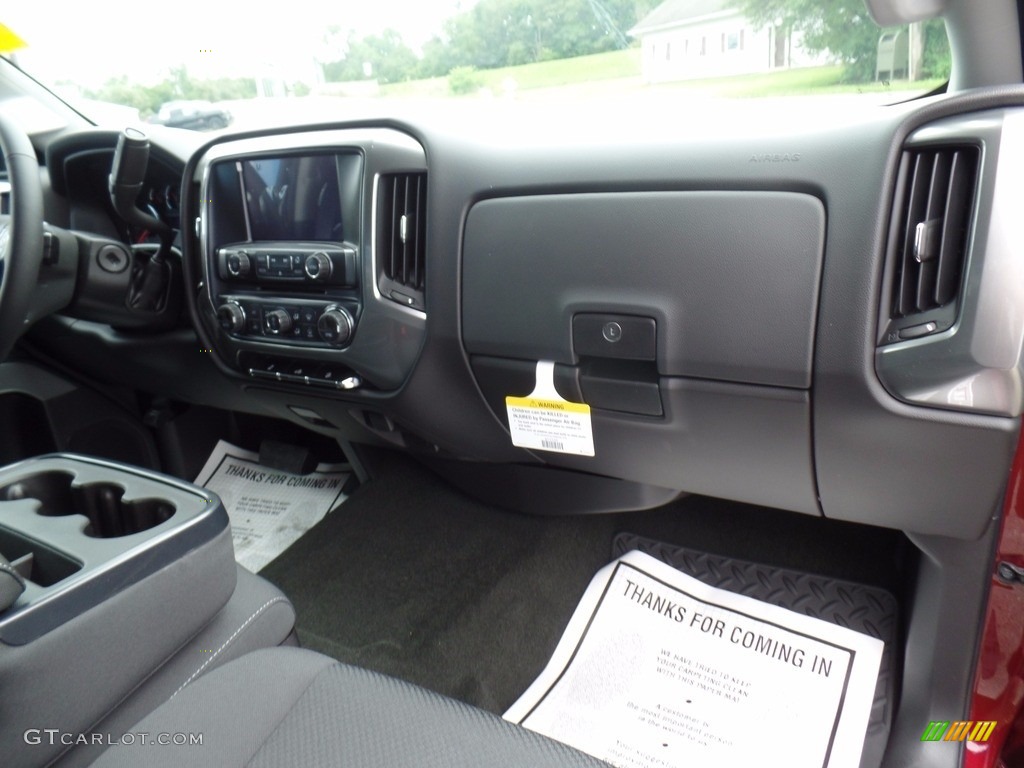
[260,450,905,714]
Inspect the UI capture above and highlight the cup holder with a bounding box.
[0,471,77,514]
[0,471,175,538]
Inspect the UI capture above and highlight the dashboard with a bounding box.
[33,91,1024,543]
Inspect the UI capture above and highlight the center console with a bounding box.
[0,452,238,768]
[0,454,229,644]
[207,152,362,353]
[0,358,299,768]
[191,129,429,392]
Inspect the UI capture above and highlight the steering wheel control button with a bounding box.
[216,302,246,333]
[42,231,59,266]
[225,250,251,277]
[573,314,656,361]
[602,321,623,343]
[264,309,293,335]
[304,252,332,281]
[317,306,355,346]
[97,244,130,273]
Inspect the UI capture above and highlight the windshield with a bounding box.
[2,0,951,131]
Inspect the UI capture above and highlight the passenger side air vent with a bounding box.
[377,173,427,311]
[882,145,978,343]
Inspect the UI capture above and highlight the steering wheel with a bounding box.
[0,115,44,361]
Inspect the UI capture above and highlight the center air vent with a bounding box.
[377,173,427,311]
[886,146,979,331]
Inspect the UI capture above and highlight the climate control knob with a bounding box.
[226,250,251,277]
[216,302,245,333]
[304,252,332,281]
[264,309,293,335]
[317,306,354,346]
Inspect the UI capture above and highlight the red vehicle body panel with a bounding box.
[967,431,1024,768]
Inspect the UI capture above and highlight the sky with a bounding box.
[4,0,475,89]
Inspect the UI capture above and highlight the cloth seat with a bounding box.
[91,646,609,767]
[56,565,296,768]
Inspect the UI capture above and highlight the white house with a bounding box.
[629,0,828,83]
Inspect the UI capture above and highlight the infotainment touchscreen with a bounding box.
[239,154,342,241]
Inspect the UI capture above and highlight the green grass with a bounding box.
[659,65,847,97]
[378,53,943,100]
[656,65,944,98]
[380,48,640,98]
[479,48,642,90]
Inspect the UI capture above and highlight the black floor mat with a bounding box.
[260,452,619,713]
[614,533,898,768]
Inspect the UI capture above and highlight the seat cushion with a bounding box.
[56,565,295,768]
[91,646,608,768]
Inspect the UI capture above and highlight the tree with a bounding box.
[737,0,948,83]
[918,19,951,79]
[417,0,661,78]
[320,29,419,84]
[84,69,254,118]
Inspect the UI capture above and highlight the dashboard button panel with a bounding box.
[218,295,358,348]
[243,354,362,390]
[218,243,357,287]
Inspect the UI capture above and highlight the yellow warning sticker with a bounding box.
[506,397,590,414]
[505,362,594,456]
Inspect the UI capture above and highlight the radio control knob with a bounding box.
[317,306,354,346]
[216,301,245,333]
[305,251,332,281]
[264,309,292,335]
[226,250,251,277]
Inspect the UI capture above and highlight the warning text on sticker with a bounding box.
[505,396,595,456]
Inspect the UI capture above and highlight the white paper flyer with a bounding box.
[505,550,883,768]
[195,439,350,572]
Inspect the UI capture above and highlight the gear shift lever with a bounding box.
[108,127,172,311]
[109,127,170,242]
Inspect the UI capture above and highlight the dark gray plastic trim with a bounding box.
[945,0,1024,91]
[881,520,999,768]
[812,91,1024,539]
[0,454,229,644]
[463,191,824,389]
[423,458,682,516]
[471,353,818,516]
[876,110,1024,417]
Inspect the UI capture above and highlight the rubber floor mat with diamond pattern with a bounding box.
[613,532,898,768]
